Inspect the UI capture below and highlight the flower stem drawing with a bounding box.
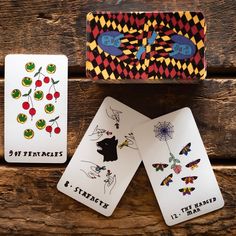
[154,121,182,174]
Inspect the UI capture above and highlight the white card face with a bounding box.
[5,54,68,163]
[133,107,224,226]
[57,97,150,216]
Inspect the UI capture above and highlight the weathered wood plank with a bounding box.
[0,165,234,234]
[0,78,235,160]
[0,0,235,71]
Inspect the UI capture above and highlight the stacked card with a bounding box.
[57,97,224,225]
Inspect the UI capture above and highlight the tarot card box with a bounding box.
[86,12,206,83]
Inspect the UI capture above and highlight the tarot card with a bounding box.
[133,108,224,226]
[86,12,206,81]
[57,97,149,216]
[5,54,68,163]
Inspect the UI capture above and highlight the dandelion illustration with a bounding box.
[154,121,182,174]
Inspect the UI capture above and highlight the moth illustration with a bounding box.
[186,159,201,170]
[152,163,168,172]
[161,173,173,186]
[181,176,198,184]
[179,187,195,196]
[179,142,191,156]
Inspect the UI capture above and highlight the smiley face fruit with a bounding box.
[46,64,56,74]
[25,62,35,72]
[22,77,32,87]
[36,119,46,130]
[11,89,21,99]
[34,90,44,101]
[24,129,34,139]
[17,113,27,124]
[45,104,55,114]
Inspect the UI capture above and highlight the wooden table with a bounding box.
[0,0,235,235]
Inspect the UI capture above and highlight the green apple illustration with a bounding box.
[24,129,34,139]
[46,64,56,74]
[36,119,46,130]
[11,89,21,99]
[17,113,27,124]
[25,62,35,72]
[45,104,55,114]
[22,77,32,87]
[34,90,44,101]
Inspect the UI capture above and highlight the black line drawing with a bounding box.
[118,132,138,150]
[106,106,122,129]
[80,160,106,179]
[97,136,118,162]
[89,125,112,141]
[104,170,116,194]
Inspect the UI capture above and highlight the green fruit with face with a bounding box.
[36,119,46,130]
[22,77,32,87]
[25,62,35,72]
[11,89,21,99]
[17,113,27,124]
[45,104,55,114]
[24,129,34,139]
[46,64,56,74]
[34,90,44,101]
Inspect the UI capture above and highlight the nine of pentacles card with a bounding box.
[57,97,150,216]
[133,107,224,226]
[5,54,68,163]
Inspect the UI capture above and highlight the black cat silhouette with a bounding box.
[96,136,118,162]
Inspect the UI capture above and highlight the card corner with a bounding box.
[103,96,114,103]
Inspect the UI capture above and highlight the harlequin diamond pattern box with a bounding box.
[86,12,206,82]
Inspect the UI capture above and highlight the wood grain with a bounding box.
[0,78,235,161]
[0,165,234,235]
[0,0,235,72]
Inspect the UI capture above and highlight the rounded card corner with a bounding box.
[103,210,113,217]
[219,198,225,209]
[164,218,175,227]
[183,107,192,114]
[60,55,68,62]
[103,96,113,103]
